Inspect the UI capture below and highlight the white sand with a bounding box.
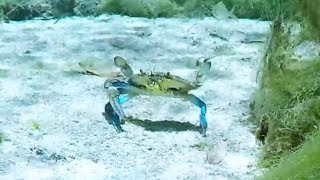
[0,15,269,179]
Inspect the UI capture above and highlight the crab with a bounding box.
[79,56,211,137]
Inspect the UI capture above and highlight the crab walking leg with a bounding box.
[183,94,208,137]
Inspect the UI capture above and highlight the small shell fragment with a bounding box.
[206,140,228,165]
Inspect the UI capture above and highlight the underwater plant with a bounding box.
[0,0,31,21]
[250,0,320,178]
[97,0,181,18]
[0,132,4,144]
[259,130,320,179]
[190,142,209,151]
[97,0,285,19]
[31,120,42,131]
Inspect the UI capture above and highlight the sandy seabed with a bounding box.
[0,15,269,180]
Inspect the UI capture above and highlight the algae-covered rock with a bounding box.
[294,41,320,61]
[0,0,102,21]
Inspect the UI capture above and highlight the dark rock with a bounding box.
[74,0,101,16]
[30,146,67,162]
[0,0,102,21]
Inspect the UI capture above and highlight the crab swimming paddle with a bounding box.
[196,58,212,84]
[114,56,133,78]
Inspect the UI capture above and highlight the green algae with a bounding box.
[249,0,320,178]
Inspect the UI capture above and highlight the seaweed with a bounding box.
[249,0,320,175]
[259,130,320,179]
[97,0,273,19]
[31,120,42,131]
[97,0,181,18]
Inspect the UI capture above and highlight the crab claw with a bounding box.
[103,80,133,133]
[102,103,125,132]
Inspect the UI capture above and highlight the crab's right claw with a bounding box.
[103,103,125,132]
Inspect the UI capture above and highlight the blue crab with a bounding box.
[79,56,211,137]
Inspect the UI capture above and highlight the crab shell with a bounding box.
[78,56,209,94]
[128,71,199,94]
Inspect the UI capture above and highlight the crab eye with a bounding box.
[149,81,155,86]
[165,72,171,79]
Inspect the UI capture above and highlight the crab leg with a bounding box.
[118,94,131,104]
[105,85,137,132]
[183,94,208,137]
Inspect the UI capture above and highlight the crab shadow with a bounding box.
[126,117,202,133]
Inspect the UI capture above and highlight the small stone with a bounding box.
[206,150,222,165]
[294,40,320,61]
[206,140,228,165]
[24,50,31,54]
